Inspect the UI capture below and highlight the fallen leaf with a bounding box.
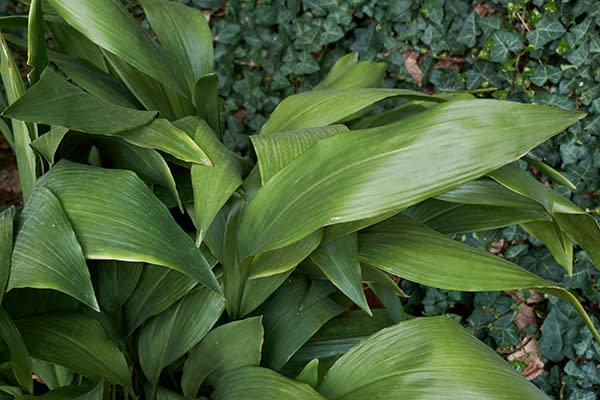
[434,56,466,72]
[403,51,423,86]
[474,1,500,18]
[507,337,544,381]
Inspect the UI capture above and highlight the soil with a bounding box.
[0,132,23,208]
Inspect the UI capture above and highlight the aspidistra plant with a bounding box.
[0,0,598,399]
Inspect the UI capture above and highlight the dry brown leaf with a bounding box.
[403,51,423,87]
[507,337,544,381]
[434,56,466,72]
[474,1,500,18]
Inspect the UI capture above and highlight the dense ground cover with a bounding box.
[0,0,599,398]
[184,1,600,398]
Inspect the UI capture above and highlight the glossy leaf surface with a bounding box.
[16,312,131,387]
[181,317,263,398]
[3,68,156,134]
[214,367,326,400]
[239,100,584,257]
[46,0,187,95]
[9,187,99,310]
[259,88,442,134]
[36,161,220,295]
[0,308,32,393]
[317,317,549,400]
[310,233,370,315]
[140,0,213,84]
[139,287,224,385]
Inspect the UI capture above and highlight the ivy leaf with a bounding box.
[527,16,566,50]
[530,65,562,87]
[566,42,592,67]
[479,16,503,37]
[423,0,445,25]
[457,11,480,47]
[465,61,497,90]
[490,31,524,64]
[560,142,588,166]
[294,51,320,75]
[444,0,469,18]
[588,31,600,53]
[570,17,594,45]
[319,18,344,46]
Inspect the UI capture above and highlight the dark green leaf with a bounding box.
[317,317,549,399]
[37,161,221,295]
[16,312,131,387]
[181,317,263,398]
[10,187,99,310]
[214,367,326,400]
[0,207,15,305]
[26,0,47,86]
[527,16,566,50]
[239,100,583,257]
[0,309,32,394]
[139,287,224,384]
[3,68,156,134]
[310,233,370,315]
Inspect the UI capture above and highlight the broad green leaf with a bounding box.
[16,379,102,400]
[26,0,48,85]
[30,126,69,164]
[194,74,221,136]
[139,287,224,385]
[321,209,401,244]
[95,261,143,313]
[153,387,186,400]
[37,161,221,295]
[0,16,28,29]
[554,213,600,270]
[0,32,36,202]
[521,220,573,274]
[362,265,406,323]
[46,0,188,95]
[310,233,370,315]
[314,59,387,90]
[435,179,544,209]
[313,53,357,90]
[9,187,99,310]
[103,51,195,121]
[16,386,87,400]
[358,213,600,343]
[51,52,139,108]
[284,310,394,375]
[31,358,75,390]
[46,19,108,72]
[119,119,212,166]
[358,213,552,291]
[92,136,182,209]
[3,289,79,320]
[259,88,443,134]
[260,276,345,370]
[424,204,550,234]
[214,367,326,400]
[32,131,182,209]
[0,309,32,394]
[296,359,319,388]
[522,156,576,190]
[222,200,246,317]
[317,317,549,399]
[16,312,131,387]
[251,125,348,184]
[181,317,263,398]
[238,100,584,257]
[490,164,582,214]
[124,265,198,334]
[350,103,430,130]
[3,68,156,134]
[239,270,294,317]
[527,16,566,50]
[174,117,242,244]
[0,207,15,305]
[140,0,213,85]
[248,230,323,279]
